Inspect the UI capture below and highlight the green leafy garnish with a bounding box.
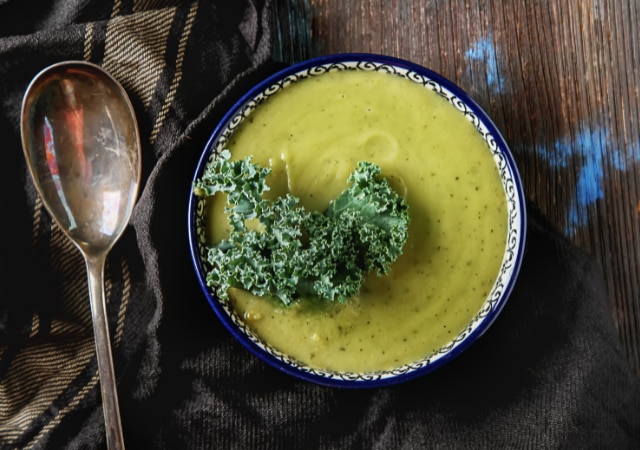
[194,149,410,306]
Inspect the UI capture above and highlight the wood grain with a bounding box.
[271,0,640,376]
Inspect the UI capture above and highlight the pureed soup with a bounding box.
[205,68,507,374]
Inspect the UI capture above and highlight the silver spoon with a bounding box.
[21,61,140,450]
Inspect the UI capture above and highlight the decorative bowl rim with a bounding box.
[187,52,527,388]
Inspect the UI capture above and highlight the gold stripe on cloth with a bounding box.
[0,220,97,445]
[84,22,95,61]
[150,0,199,143]
[133,0,177,12]
[24,373,100,450]
[115,257,132,346]
[103,7,177,112]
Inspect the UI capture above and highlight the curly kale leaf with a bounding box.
[194,150,410,306]
[325,161,409,276]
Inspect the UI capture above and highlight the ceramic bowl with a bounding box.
[188,53,526,388]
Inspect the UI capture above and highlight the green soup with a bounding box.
[206,69,507,373]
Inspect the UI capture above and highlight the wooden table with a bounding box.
[271,0,640,376]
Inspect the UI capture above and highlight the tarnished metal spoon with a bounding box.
[21,61,140,450]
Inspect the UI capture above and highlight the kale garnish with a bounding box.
[194,150,410,306]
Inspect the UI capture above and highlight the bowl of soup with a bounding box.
[188,53,526,388]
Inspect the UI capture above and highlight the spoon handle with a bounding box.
[86,254,126,450]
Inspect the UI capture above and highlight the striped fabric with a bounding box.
[0,1,272,448]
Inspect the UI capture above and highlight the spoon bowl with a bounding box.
[21,61,140,449]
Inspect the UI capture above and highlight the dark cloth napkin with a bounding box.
[1,1,639,449]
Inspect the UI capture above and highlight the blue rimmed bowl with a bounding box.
[188,53,526,388]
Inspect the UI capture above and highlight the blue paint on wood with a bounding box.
[537,126,637,235]
[464,33,638,237]
[465,33,505,94]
